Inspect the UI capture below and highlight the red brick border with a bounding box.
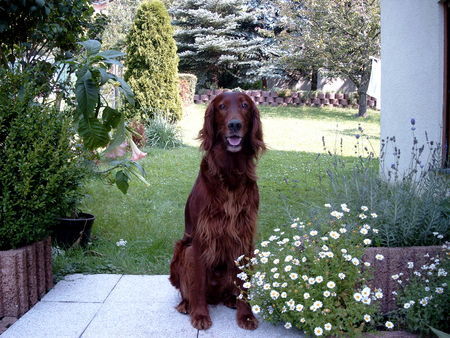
[193,89,377,109]
[0,237,53,318]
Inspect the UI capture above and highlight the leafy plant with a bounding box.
[323,123,449,247]
[238,205,384,337]
[145,115,182,149]
[391,247,449,335]
[0,70,86,250]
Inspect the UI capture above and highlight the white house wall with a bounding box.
[380,0,444,175]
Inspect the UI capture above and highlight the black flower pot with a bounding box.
[53,213,95,248]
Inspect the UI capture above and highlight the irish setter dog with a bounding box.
[169,92,265,330]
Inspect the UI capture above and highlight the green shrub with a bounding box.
[0,72,86,250]
[393,247,449,335]
[239,205,382,336]
[323,125,449,247]
[145,115,182,149]
[125,0,182,121]
[178,73,197,105]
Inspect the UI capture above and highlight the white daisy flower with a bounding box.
[315,276,323,283]
[359,213,367,220]
[375,291,383,299]
[363,239,372,245]
[372,228,379,233]
[329,231,340,239]
[296,304,304,311]
[341,249,347,254]
[330,210,344,219]
[364,314,371,322]
[290,273,298,280]
[308,277,316,285]
[338,273,346,279]
[310,230,318,236]
[281,292,287,298]
[360,228,368,235]
[339,228,347,233]
[270,290,279,299]
[385,321,394,329]
[303,292,310,299]
[294,241,301,247]
[252,305,261,313]
[323,291,331,297]
[361,206,369,211]
[352,257,360,265]
[375,254,384,260]
[260,257,268,264]
[314,327,323,336]
[327,281,336,289]
[403,303,411,309]
[353,292,363,302]
[273,259,279,264]
[263,283,270,290]
[116,239,127,247]
[324,323,332,331]
[243,282,251,288]
[284,322,292,329]
[371,213,378,218]
[285,255,293,262]
[324,203,331,208]
[261,241,269,247]
[284,265,292,272]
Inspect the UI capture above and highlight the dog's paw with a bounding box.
[176,300,189,314]
[237,313,258,330]
[191,314,212,330]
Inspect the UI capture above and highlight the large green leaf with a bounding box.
[78,116,110,150]
[103,118,126,153]
[78,40,101,55]
[102,106,121,129]
[99,50,125,59]
[75,69,99,118]
[115,170,129,194]
[430,327,450,338]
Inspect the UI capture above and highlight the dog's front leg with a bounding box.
[188,243,212,330]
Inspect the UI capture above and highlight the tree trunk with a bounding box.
[311,68,318,91]
[357,66,372,117]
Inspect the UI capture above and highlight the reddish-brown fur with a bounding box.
[169,92,265,330]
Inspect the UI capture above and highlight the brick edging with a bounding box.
[193,89,378,109]
[0,237,53,318]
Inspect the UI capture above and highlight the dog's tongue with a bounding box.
[228,137,241,146]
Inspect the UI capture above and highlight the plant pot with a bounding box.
[0,238,53,318]
[53,213,95,248]
[364,246,442,313]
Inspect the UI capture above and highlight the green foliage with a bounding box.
[281,0,380,116]
[66,39,135,150]
[178,73,197,104]
[323,127,449,247]
[145,115,182,149]
[125,0,182,121]
[0,71,86,250]
[393,249,449,335]
[239,206,381,336]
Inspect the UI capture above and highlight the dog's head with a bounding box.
[199,92,265,156]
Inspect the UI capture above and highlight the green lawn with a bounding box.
[53,105,380,278]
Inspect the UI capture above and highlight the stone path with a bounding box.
[3,274,303,338]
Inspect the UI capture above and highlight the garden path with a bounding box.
[3,274,302,338]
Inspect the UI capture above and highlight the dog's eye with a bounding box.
[218,104,226,110]
[241,102,248,108]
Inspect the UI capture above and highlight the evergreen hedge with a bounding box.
[125,0,182,121]
[0,72,86,250]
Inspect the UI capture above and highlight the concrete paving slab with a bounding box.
[199,305,304,338]
[2,301,101,338]
[105,275,180,304]
[81,300,198,338]
[42,274,122,303]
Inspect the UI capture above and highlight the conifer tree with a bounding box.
[170,0,280,88]
[125,0,182,121]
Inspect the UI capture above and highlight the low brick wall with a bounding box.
[0,237,53,318]
[364,246,442,313]
[194,89,378,109]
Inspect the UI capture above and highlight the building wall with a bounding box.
[380,0,444,175]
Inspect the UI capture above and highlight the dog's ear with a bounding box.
[249,98,266,157]
[198,98,216,152]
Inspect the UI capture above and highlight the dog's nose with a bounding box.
[227,119,242,132]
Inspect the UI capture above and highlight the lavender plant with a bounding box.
[323,120,449,247]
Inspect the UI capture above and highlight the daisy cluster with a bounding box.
[391,243,450,335]
[237,204,383,336]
